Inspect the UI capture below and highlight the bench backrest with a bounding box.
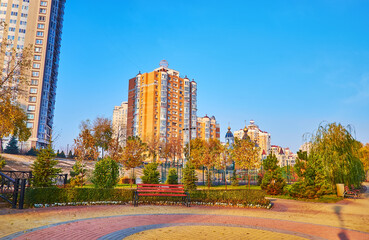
[136,184,185,193]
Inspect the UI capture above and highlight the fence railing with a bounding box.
[0,171,26,209]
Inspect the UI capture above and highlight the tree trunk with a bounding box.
[207,168,211,189]
[0,137,3,153]
[248,169,251,190]
[130,168,133,188]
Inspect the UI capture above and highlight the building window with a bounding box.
[19,29,26,33]
[37,23,45,29]
[31,80,38,85]
[40,1,47,6]
[34,47,41,52]
[28,105,35,111]
[26,122,33,128]
[33,63,40,69]
[27,114,34,120]
[36,39,43,44]
[38,16,45,21]
[32,71,39,77]
[9,27,15,32]
[34,55,41,61]
[29,88,37,93]
[11,12,18,16]
[36,31,44,37]
[39,8,46,14]
[21,13,28,18]
[29,96,36,102]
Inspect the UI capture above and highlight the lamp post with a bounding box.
[182,127,196,162]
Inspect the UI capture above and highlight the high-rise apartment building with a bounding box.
[196,115,220,141]
[127,61,197,144]
[112,101,128,146]
[0,0,66,149]
[234,120,271,155]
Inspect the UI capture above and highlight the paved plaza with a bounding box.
[0,184,369,240]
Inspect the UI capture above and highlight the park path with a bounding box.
[0,183,368,239]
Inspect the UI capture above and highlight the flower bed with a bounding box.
[25,188,270,209]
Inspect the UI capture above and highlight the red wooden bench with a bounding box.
[133,184,190,207]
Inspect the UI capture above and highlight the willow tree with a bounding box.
[231,138,260,189]
[359,143,369,181]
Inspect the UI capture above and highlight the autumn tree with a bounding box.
[146,136,160,162]
[120,136,147,187]
[231,138,260,189]
[0,24,32,152]
[215,143,232,189]
[167,136,183,164]
[74,120,99,161]
[93,117,113,158]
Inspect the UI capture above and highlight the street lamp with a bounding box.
[182,126,196,162]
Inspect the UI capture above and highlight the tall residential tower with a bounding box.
[0,0,66,149]
[127,60,197,145]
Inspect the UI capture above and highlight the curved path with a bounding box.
[1,183,368,239]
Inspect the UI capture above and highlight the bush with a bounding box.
[69,160,87,187]
[165,168,178,184]
[92,157,119,188]
[182,161,197,191]
[26,147,38,156]
[141,162,160,184]
[231,169,239,186]
[24,188,270,208]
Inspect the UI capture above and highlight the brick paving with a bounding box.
[2,214,368,240]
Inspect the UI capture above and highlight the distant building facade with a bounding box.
[0,0,66,150]
[234,120,271,156]
[271,145,296,167]
[196,115,220,141]
[112,102,128,146]
[127,61,197,145]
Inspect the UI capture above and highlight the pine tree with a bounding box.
[31,145,62,187]
[261,154,286,195]
[26,147,38,156]
[92,157,119,188]
[56,150,60,157]
[60,151,66,158]
[165,168,178,184]
[69,160,87,187]
[68,150,73,159]
[4,136,19,154]
[141,162,160,184]
[182,161,197,191]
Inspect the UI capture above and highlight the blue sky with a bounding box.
[53,0,369,152]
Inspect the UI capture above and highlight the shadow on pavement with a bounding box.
[333,205,349,240]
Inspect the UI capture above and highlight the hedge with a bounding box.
[25,188,271,208]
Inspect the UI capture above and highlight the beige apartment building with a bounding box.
[197,115,220,141]
[112,101,128,146]
[127,60,197,145]
[0,0,66,149]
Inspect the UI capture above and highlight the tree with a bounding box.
[141,162,160,184]
[215,143,232,189]
[59,151,66,158]
[92,157,119,188]
[189,138,223,188]
[261,154,286,195]
[231,138,260,189]
[0,155,5,170]
[165,168,178,184]
[31,145,62,187]
[26,147,38,156]
[74,120,99,161]
[120,136,147,187]
[0,27,32,152]
[231,169,239,186]
[4,136,19,154]
[68,150,74,159]
[92,117,113,158]
[359,143,369,181]
[167,136,183,164]
[146,136,160,162]
[182,161,198,191]
[69,160,87,187]
[310,123,365,188]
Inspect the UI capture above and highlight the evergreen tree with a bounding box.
[60,151,66,158]
[69,160,87,187]
[165,168,178,184]
[68,150,74,159]
[231,169,239,186]
[56,150,60,157]
[4,136,19,154]
[26,147,38,156]
[141,162,160,184]
[92,157,119,188]
[182,161,197,191]
[0,155,5,170]
[31,145,62,187]
[261,153,286,195]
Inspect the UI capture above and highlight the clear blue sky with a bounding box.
[54,0,369,152]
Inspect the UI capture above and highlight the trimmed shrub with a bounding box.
[92,157,119,188]
[165,168,178,184]
[25,188,270,209]
[182,161,197,191]
[142,162,160,184]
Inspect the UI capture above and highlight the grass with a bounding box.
[266,194,343,203]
